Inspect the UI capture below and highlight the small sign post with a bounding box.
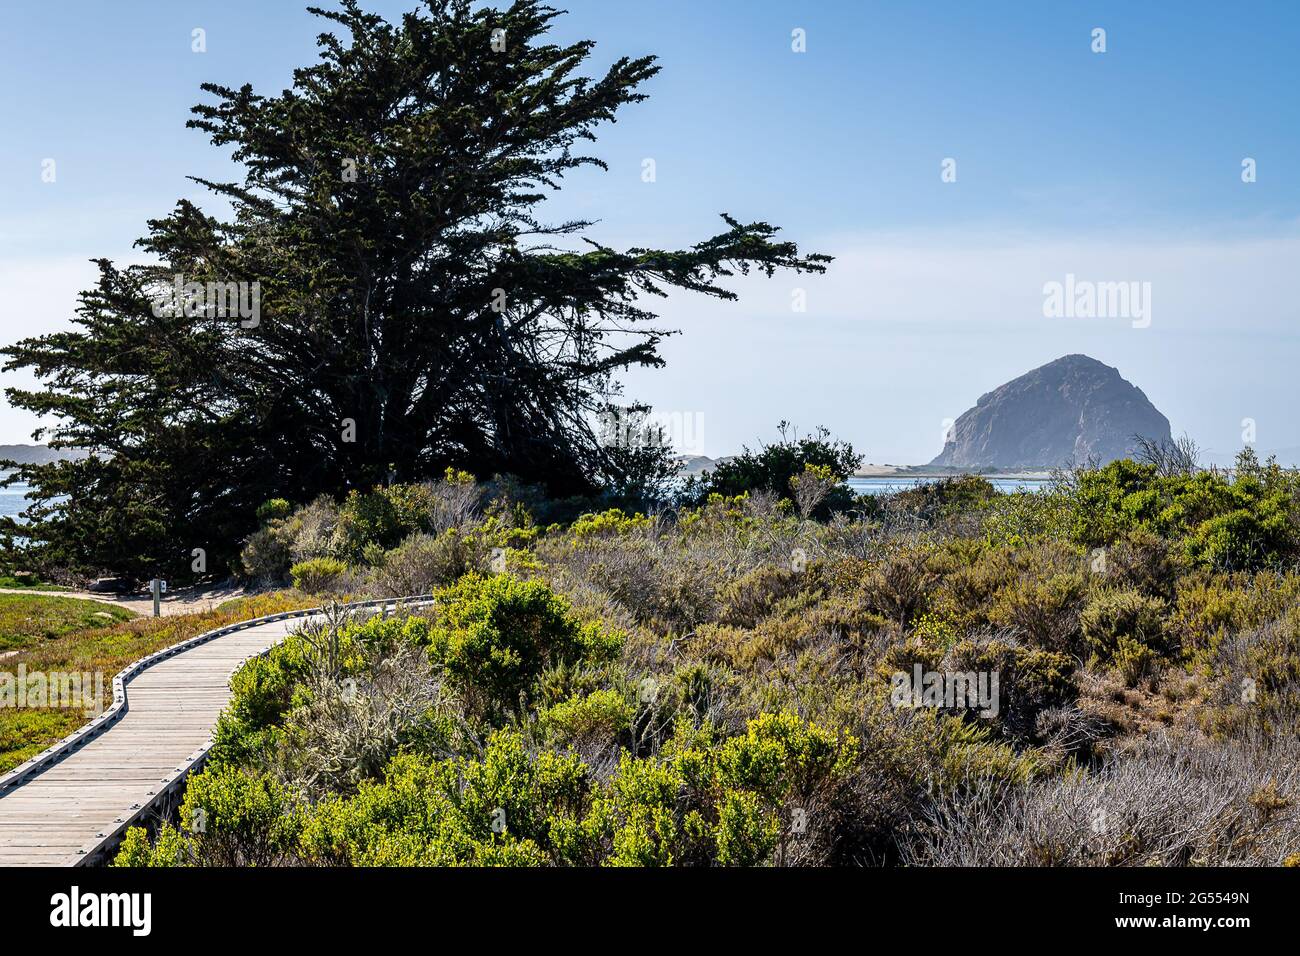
[149,578,167,618]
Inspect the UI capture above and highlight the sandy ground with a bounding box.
[853,464,913,476]
[0,583,247,619]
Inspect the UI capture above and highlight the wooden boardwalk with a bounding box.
[0,615,303,866]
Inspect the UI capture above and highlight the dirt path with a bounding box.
[0,584,246,618]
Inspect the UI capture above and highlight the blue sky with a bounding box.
[1,1,1298,462]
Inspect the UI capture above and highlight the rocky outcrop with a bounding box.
[929,355,1171,470]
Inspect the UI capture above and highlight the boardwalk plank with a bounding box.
[0,616,301,866]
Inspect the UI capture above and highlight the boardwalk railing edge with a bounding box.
[0,593,434,865]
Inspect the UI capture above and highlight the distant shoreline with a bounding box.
[852,464,1054,480]
[677,455,1054,481]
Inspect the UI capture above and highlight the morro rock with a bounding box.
[929,354,1171,470]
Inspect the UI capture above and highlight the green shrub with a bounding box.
[209,634,319,766]
[679,424,861,519]
[290,556,348,593]
[1199,609,1300,739]
[714,789,782,865]
[113,825,190,867]
[210,610,447,769]
[114,765,303,867]
[931,713,1043,786]
[946,637,1076,743]
[716,564,811,628]
[240,525,292,582]
[1067,460,1163,548]
[1065,459,1300,572]
[332,485,434,564]
[592,712,859,867]
[183,764,303,865]
[1105,527,1182,599]
[590,751,701,866]
[256,498,293,522]
[889,475,999,523]
[980,486,1073,548]
[1081,588,1168,680]
[1184,507,1292,572]
[549,531,722,632]
[569,508,652,538]
[298,732,594,866]
[423,574,623,721]
[539,689,635,750]
[371,531,474,597]
[1112,636,1160,686]
[863,542,941,626]
[989,572,1087,652]
[713,711,858,806]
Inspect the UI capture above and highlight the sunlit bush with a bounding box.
[290,556,348,593]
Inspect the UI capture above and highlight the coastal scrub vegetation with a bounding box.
[0,0,1294,869]
[115,446,1300,866]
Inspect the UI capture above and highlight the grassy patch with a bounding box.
[0,589,316,775]
[0,594,135,651]
[0,709,84,774]
[0,575,70,591]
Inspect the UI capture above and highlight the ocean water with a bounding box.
[0,473,31,522]
[847,476,1049,496]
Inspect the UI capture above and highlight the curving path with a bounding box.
[0,599,425,866]
[0,582,248,618]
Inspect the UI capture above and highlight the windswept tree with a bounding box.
[2,0,828,579]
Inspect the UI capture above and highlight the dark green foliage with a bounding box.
[422,573,623,721]
[332,486,440,565]
[1065,451,1300,571]
[948,637,1075,744]
[679,423,862,518]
